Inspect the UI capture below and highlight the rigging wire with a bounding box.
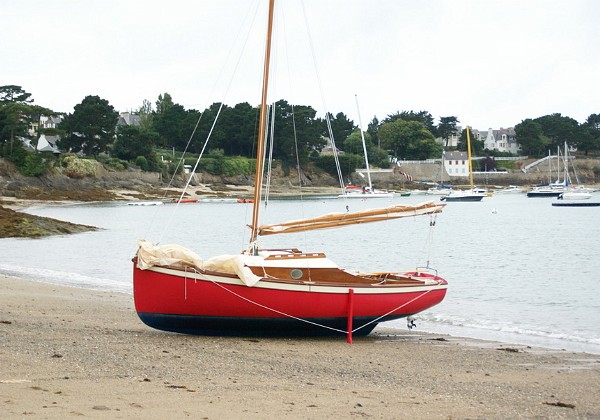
[299,0,345,196]
[144,1,263,243]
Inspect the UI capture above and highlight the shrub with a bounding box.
[62,155,98,178]
[135,156,149,171]
[21,153,47,177]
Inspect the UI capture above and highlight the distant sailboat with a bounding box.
[339,95,393,199]
[441,127,486,202]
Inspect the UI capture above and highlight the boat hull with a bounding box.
[526,191,562,198]
[133,263,447,337]
[440,195,484,202]
[552,202,600,207]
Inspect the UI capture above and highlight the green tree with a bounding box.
[437,116,459,147]
[155,93,174,116]
[322,112,355,144]
[0,85,34,148]
[378,119,441,160]
[221,102,258,156]
[343,130,367,155]
[153,103,200,150]
[367,116,380,149]
[580,114,600,155]
[58,95,119,155]
[514,119,550,156]
[271,100,323,166]
[384,110,436,134]
[138,99,154,131]
[113,125,158,164]
[316,153,363,178]
[342,129,388,168]
[0,85,33,104]
[534,113,582,150]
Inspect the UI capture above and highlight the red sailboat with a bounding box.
[132,0,447,340]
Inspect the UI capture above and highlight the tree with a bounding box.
[137,99,154,131]
[437,116,459,147]
[534,113,582,150]
[343,130,368,155]
[0,86,41,154]
[113,125,158,164]
[378,120,441,160]
[271,100,323,166]
[367,116,380,149]
[58,95,119,155]
[514,119,549,156]
[580,114,600,155]
[221,102,258,156]
[0,85,33,104]
[457,128,485,154]
[0,85,35,144]
[153,103,195,149]
[155,93,174,116]
[384,110,436,134]
[322,112,355,144]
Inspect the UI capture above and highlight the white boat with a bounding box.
[527,147,567,198]
[497,185,524,194]
[558,190,592,200]
[127,201,164,206]
[339,185,394,198]
[426,186,451,196]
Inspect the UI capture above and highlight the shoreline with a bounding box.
[1,275,599,418]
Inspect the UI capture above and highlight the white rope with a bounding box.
[188,268,439,335]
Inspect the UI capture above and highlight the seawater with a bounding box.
[1,193,599,354]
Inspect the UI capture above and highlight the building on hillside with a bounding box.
[36,134,61,154]
[482,127,519,154]
[40,115,63,130]
[437,128,461,148]
[444,151,468,177]
[319,136,343,155]
[118,112,141,126]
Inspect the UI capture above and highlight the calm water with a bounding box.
[2,193,599,354]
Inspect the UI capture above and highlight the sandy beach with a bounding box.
[0,275,598,419]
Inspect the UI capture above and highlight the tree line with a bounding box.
[1,84,599,178]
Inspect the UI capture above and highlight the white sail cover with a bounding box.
[258,201,445,236]
[136,240,263,286]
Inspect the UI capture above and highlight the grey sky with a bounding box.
[3,0,598,130]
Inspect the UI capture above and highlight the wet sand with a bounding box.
[1,275,599,419]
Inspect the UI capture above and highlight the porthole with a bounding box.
[290,269,303,280]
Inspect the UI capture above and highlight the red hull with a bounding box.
[133,263,447,336]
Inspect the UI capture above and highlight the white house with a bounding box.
[444,151,468,177]
[482,127,519,154]
[36,134,61,154]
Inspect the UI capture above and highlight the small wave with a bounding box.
[0,264,131,294]
[388,312,600,354]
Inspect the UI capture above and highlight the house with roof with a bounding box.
[118,112,141,126]
[444,151,468,177]
[482,127,519,154]
[36,134,61,154]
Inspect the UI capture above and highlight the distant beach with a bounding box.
[1,275,599,418]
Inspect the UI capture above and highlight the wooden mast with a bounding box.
[466,126,474,190]
[250,0,275,248]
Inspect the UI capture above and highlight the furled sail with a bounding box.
[257,201,445,236]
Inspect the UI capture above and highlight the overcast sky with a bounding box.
[3,0,599,130]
